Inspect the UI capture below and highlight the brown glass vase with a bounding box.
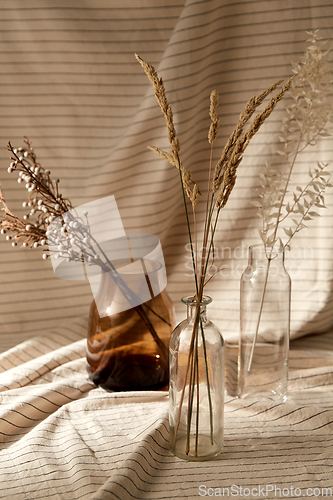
[87,275,175,391]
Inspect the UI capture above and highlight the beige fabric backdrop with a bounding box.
[0,3,333,500]
[0,0,332,351]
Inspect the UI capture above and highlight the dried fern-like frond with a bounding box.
[254,30,333,250]
[280,30,333,162]
[251,163,287,246]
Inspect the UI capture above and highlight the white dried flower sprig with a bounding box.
[0,138,172,358]
[254,30,333,252]
[1,139,72,252]
[1,139,115,271]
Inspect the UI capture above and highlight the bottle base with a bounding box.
[238,389,287,403]
[170,434,223,461]
[86,359,168,392]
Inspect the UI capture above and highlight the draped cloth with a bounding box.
[0,1,333,498]
[1,329,333,499]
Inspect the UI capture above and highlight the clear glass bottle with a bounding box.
[169,296,224,461]
[238,245,291,402]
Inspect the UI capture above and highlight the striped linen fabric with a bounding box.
[1,328,333,499]
[0,0,333,498]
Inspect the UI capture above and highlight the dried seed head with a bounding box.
[135,53,180,160]
[191,184,200,210]
[148,146,178,168]
[208,90,220,144]
[182,170,193,199]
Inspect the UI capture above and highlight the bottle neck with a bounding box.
[249,244,286,269]
[182,296,212,323]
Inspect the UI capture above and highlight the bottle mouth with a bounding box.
[110,258,162,275]
[181,295,212,306]
[249,244,287,261]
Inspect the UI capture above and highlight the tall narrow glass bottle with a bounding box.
[238,245,291,402]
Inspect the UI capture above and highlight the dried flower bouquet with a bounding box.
[136,53,293,456]
[0,138,170,367]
